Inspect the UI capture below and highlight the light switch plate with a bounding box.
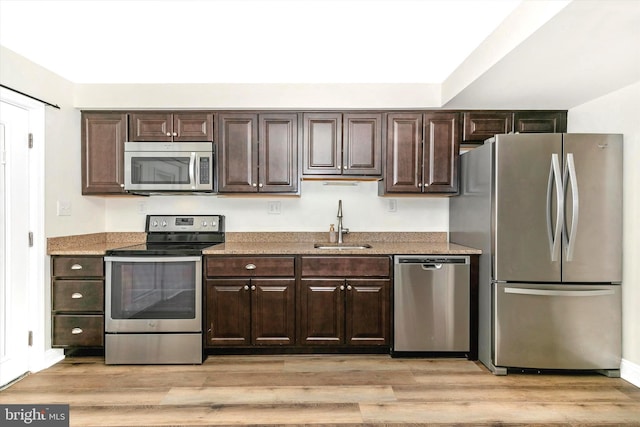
[268,201,281,215]
[57,200,71,216]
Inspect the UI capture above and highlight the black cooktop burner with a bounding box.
[106,215,225,257]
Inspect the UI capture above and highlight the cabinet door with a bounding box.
[252,279,296,345]
[217,113,258,192]
[259,114,299,192]
[513,111,567,134]
[298,279,345,345]
[345,279,390,346]
[384,113,423,193]
[303,113,342,175]
[81,112,127,194]
[206,279,251,346]
[129,112,173,141]
[343,113,382,176]
[423,112,459,193]
[462,112,512,143]
[173,112,213,142]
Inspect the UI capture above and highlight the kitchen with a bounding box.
[1,0,639,425]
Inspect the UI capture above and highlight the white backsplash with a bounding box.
[104,181,449,232]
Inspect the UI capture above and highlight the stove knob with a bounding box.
[152,221,159,227]
[202,221,208,227]
[162,221,167,227]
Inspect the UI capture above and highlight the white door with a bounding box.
[0,101,31,386]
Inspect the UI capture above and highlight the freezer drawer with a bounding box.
[394,256,470,352]
[494,283,621,370]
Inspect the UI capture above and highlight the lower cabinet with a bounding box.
[204,256,296,346]
[51,256,105,348]
[299,256,391,346]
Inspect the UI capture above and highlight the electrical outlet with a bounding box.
[267,201,281,215]
[388,199,397,212]
[138,201,148,214]
[56,200,72,216]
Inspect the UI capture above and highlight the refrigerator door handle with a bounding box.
[504,287,615,297]
[563,153,580,261]
[546,153,563,262]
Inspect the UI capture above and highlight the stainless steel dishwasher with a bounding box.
[393,255,470,353]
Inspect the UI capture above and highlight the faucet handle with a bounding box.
[342,228,350,235]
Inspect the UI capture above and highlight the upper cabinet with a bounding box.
[81,112,128,195]
[217,113,298,193]
[382,112,459,194]
[513,111,567,134]
[303,112,382,176]
[129,112,214,142]
[463,110,567,143]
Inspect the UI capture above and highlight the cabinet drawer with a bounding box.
[301,256,390,277]
[52,315,104,347]
[53,257,103,277]
[206,256,295,277]
[462,112,512,142]
[52,280,104,312]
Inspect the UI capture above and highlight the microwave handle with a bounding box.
[189,152,197,188]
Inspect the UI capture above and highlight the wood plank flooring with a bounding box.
[1,355,639,426]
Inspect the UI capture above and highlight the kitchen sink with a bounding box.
[313,243,372,250]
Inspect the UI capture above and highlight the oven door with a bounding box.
[105,256,202,333]
[124,149,213,192]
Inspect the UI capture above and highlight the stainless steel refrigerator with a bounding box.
[450,133,622,376]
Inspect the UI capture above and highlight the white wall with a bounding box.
[568,81,640,374]
[105,181,448,232]
[0,46,106,238]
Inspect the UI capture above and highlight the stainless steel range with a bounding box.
[104,215,224,365]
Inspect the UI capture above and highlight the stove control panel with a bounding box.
[146,215,223,233]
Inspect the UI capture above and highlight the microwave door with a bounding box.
[125,152,192,191]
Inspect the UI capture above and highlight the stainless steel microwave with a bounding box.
[124,142,214,192]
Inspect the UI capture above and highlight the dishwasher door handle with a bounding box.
[421,263,443,270]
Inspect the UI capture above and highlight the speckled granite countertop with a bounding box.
[48,232,481,255]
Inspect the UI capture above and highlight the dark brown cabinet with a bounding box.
[299,256,391,346]
[462,110,567,143]
[81,112,127,194]
[217,113,298,193]
[129,112,213,142]
[514,111,567,134]
[303,113,382,176]
[205,256,296,346]
[383,112,459,194]
[51,256,104,348]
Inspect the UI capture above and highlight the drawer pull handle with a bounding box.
[245,264,256,270]
[71,328,83,334]
[71,293,83,299]
[71,264,83,270]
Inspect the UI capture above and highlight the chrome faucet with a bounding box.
[337,200,349,244]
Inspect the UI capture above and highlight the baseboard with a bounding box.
[621,358,640,388]
[31,349,64,373]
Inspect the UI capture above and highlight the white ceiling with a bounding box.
[0,0,522,84]
[1,0,639,109]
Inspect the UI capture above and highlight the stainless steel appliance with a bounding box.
[450,133,622,375]
[124,142,214,193]
[105,214,224,364]
[393,256,470,354]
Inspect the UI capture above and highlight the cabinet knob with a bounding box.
[251,285,256,291]
[120,184,125,188]
[244,285,249,290]
[340,285,345,291]
[343,165,348,170]
[347,285,352,291]
[418,183,423,188]
[71,328,83,335]
[71,292,83,299]
[245,264,256,270]
[258,183,263,188]
[70,264,83,270]
[252,183,257,187]
[166,132,171,136]
[172,132,178,137]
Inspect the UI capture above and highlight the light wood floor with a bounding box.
[1,355,639,426]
